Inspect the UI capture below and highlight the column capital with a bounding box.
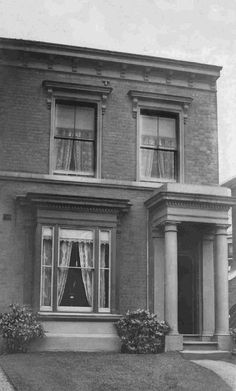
[215,224,230,236]
[151,226,164,239]
[163,221,180,233]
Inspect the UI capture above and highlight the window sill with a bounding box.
[38,312,122,322]
[140,177,176,183]
[53,171,95,177]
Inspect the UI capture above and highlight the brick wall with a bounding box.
[0,59,220,315]
[0,65,219,185]
[0,179,152,313]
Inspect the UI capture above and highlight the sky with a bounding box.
[0,0,236,183]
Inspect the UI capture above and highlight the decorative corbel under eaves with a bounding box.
[96,61,103,76]
[71,58,79,72]
[47,55,54,70]
[209,77,217,91]
[166,70,173,85]
[143,67,151,82]
[188,73,195,88]
[120,64,127,78]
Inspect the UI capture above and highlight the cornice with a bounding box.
[42,80,112,113]
[0,37,222,75]
[42,80,112,95]
[17,193,132,215]
[128,90,192,119]
[145,190,235,211]
[0,37,221,90]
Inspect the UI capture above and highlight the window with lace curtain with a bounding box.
[140,109,178,181]
[53,101,96,176]
[40,226,111,313]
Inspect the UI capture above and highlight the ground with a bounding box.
[0,351,232,391]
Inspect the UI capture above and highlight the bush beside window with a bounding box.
[0,304,44,353]
[115,309,170,354]
[230,328,236,345]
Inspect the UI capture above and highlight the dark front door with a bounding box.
[178,254,198,334]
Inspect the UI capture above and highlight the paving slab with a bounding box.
[192,360,236,390]
[0,366,14,391]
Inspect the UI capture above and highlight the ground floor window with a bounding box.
[40,226,111,313]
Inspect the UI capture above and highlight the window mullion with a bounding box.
[53,225,59,312]
[93,229,99,313]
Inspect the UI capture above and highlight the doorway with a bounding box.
[178,225,201,335]
[178,254,198,334]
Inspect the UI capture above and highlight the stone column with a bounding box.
[202,232,215,339]
[152,227,164,320]
[214,225,230,350]
[164,221,183,351]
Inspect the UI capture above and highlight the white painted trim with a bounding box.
[136,103,185,183]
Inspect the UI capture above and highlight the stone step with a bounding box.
[183,334,202,341]
[29,333,121,352]
[180,350,232,360]
[183,341,218,351]
[183,334,213,342]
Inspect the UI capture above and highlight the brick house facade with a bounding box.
[0,38,232,353]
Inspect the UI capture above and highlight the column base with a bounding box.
[214,334,232,351]
[165,334,183,351]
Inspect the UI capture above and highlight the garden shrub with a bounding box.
[115,309,170,354]
[0,304,44,353]
[230,327,236,344]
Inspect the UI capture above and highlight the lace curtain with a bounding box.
[78,241,93,306]
[58,240,73,305]
[57,239,93,307]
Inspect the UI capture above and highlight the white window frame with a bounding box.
[42,81,112,179]
[50,95,101,178]
[138,108,179,182]
[52,101,98,177]
[40,226,54,311]
[98,230,111,313]
[128,90,192,184]
[40,225,112,314]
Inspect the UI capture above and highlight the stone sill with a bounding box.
[38,312,122,322]
[0,170,167,191]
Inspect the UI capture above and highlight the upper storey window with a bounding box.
[54,101,96,176]
[140,110,177,180]
[128,90,192,183]
[42,80,112,178]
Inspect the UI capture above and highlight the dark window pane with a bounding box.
[100,269,109,309]
[58,233,94,308]
[141,115,158,146]
[56,104,74,132]
[75,106,95,140]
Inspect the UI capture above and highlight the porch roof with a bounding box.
[145,183,235,226]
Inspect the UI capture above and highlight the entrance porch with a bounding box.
[145,183,233,355]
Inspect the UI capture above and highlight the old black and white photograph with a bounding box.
[0,0,236,390]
